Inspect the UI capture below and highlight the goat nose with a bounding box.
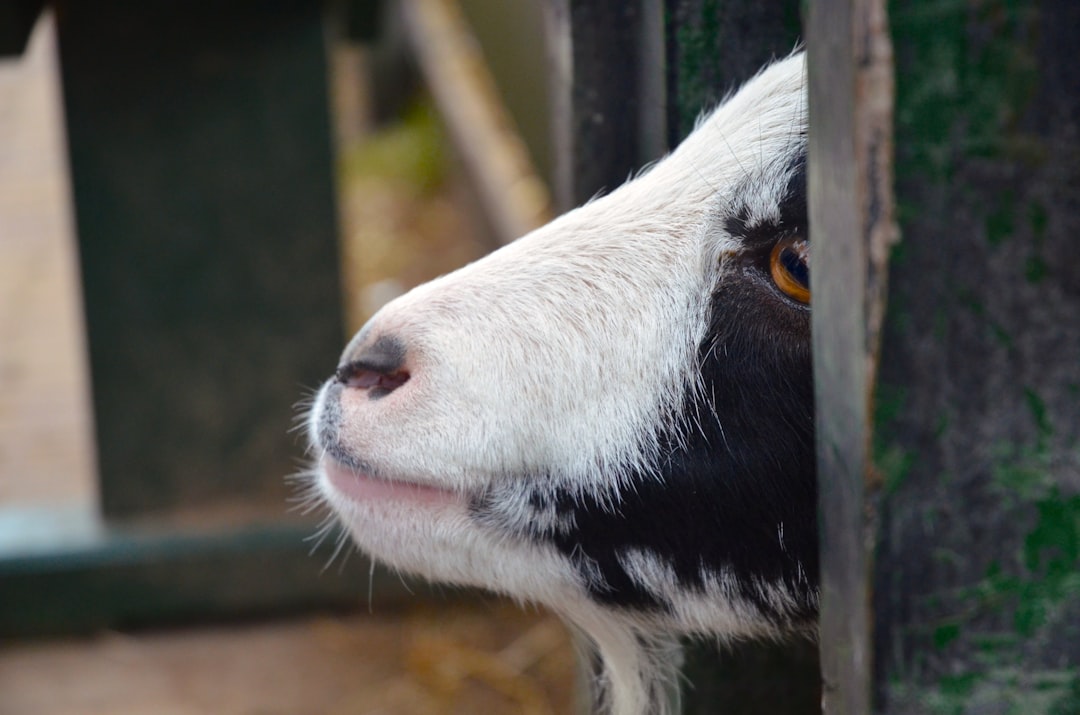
[335,335,410,398]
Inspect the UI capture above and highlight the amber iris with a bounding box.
[769,237,810,304]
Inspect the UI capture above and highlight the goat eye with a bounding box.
[769,237,810,304]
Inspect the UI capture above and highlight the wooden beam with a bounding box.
[806,0,895,712]
[874,0,1080,710]
[545,0,666,212]
[400,0,552,243]
[0,504,425,637]
[55,0,346,517]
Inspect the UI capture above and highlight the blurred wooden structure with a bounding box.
[0,0,394,635]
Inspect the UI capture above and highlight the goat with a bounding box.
[304,52,815,715]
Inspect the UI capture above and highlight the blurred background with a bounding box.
[0,2,577,713]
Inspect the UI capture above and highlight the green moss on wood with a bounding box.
[933,622,962,649]
[873,386,915,494]
[1025,255,1048,284]
[986,190,1016,246]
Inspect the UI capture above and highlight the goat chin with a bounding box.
[304,50,816,715]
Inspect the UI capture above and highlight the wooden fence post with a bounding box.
[873,0,1080,711]
[812,0,1080,712]
[545,0,666,213]
[0,1,391,638]
[56,0,345,516]
[806,0,895,712]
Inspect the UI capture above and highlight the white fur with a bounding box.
[306,53,810,715]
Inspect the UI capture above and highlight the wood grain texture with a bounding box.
[807,0,895,712]
[875,0,1080,711]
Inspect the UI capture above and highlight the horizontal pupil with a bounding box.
[781,248,809,288]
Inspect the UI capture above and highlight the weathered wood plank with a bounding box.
[664,0,802,144]
[55,1,345,516]
[807,0,895,713]
[545,0,666,212]
[875,0,1080,711]
[399,0,552,244]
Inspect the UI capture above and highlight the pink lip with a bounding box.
[321,458,460,508]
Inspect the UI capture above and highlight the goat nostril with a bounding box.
[336,364,410,394]
[335,334,411,397]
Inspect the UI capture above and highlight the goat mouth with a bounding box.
[320,457,462,508]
